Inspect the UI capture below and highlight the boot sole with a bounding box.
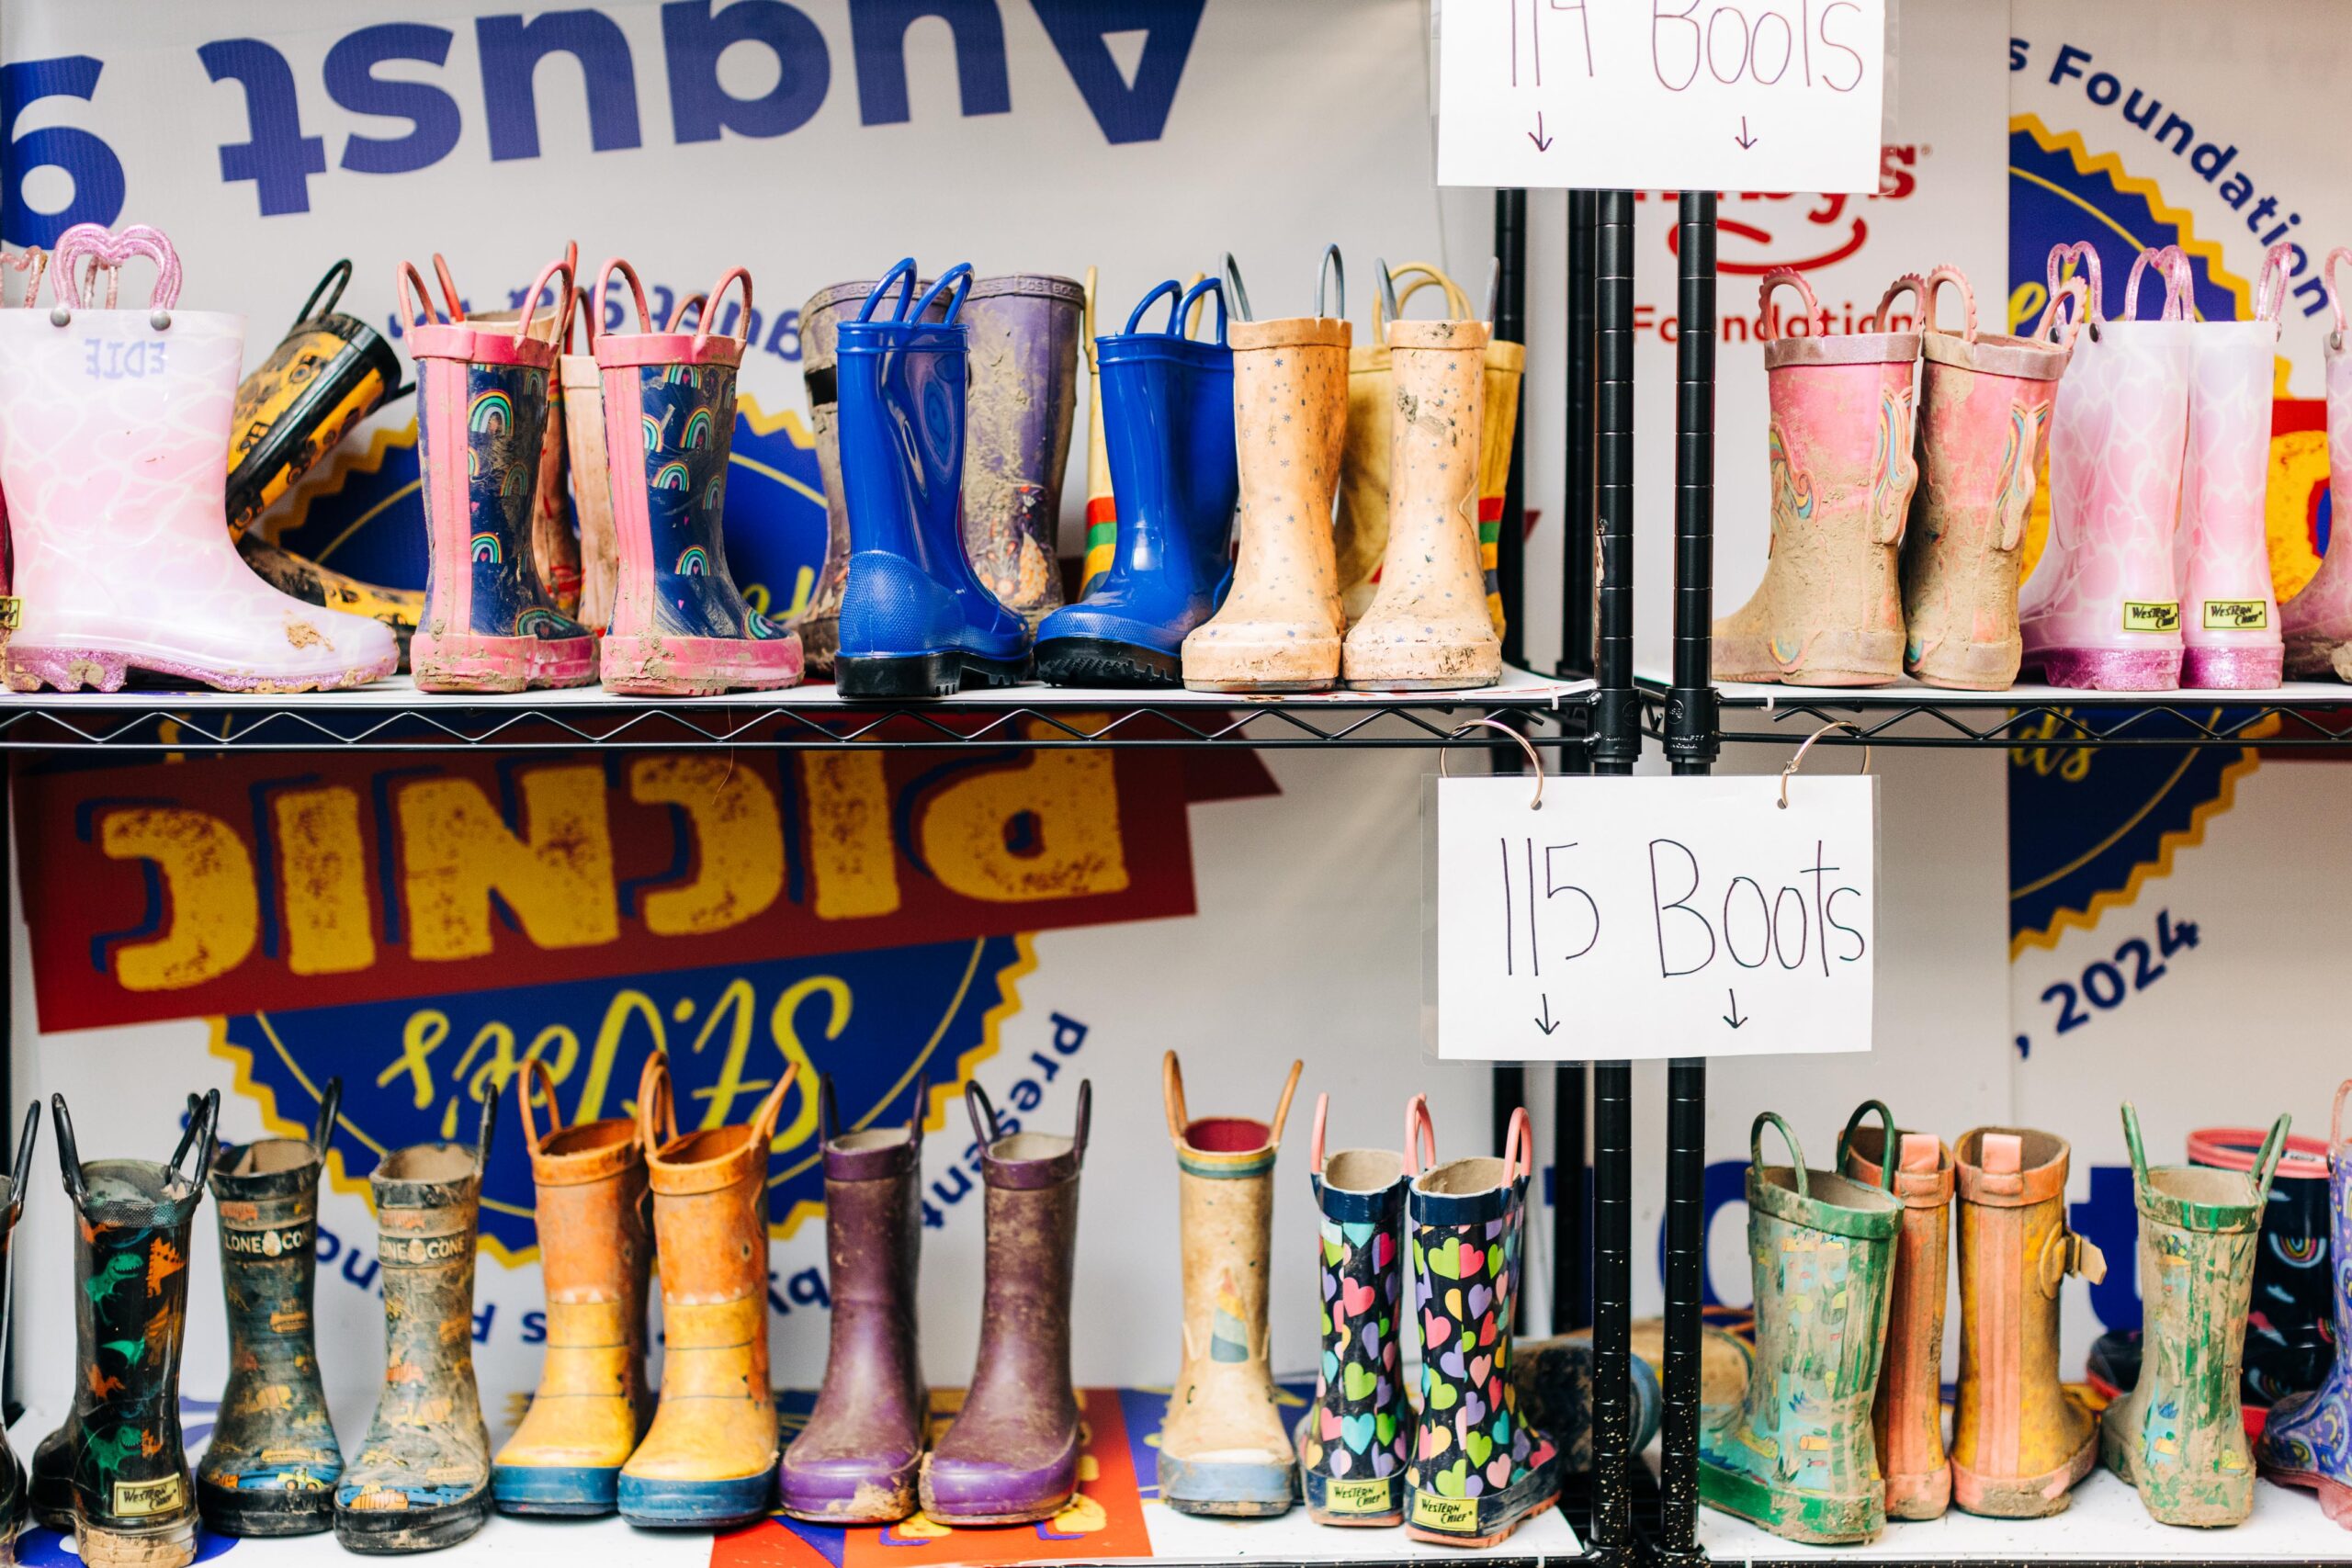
[1697,1449,1881,1543]
[616,1470,775,1529]
[600,632,803,697]
[1159,1450,1298,1517]
[1297,1461,1403,1527]
[835,650,1031,699]
[1949,1430,2094,1517]
[5,646,400,695]
[335,1492,490,1553]
[491,1463,620,1517]
[2256,1462,2352,1528]
[1405,1480,1559,1548]
[75,1512,200,1568]
[199,1478,336,1536]
[1033,637,1179,689]
[412,631,598,694]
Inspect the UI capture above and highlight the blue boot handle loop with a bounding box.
[1835,1100,1899,1192]
[858,257,921,323]
[2252,1111,2291,1207]
[2120,1101,2150,1191]
[911,262,974,328]
[1314,243,1345,321]
[1751,1111,1806,1201]
[1127,278,1184,337]
[1223,252,1253,321]
[1178,277,1227,346]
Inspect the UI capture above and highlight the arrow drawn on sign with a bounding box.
[1735,116,1758,150]
[1529,112,1553,152]
[1724,989,1747,1029]
[1535,995,1559,1035]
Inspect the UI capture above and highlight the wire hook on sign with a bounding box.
[1779,720,1873,810]
[1438,718,1545,810]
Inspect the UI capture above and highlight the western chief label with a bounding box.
[379,1232,471,1266]
[2121,600,2181,633]
[2202,599,2269,630]
[0,597,20,632]
[1326,1478,1394,1515]
[1412,1492,1479,1532]
[114,1473,185,1517]
[222,1220,314,1258]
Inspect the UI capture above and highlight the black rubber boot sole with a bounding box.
[201,1479,335,1537]
[836,649,1032,699]
[1033,637,1180,689]
[335,1492,491,1553]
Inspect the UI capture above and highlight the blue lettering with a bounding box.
[522,1308,547,1345]
[324,24,463,175]
[2,56,127,246]
[1027,0,1203,145]
[849,0,1010,126]
[476,9,642,162]
[2075,1163,2140,1332]
[198,39,329,216]
[662,1,830,143]
[786,1266,829,1308]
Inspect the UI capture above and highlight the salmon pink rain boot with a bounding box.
[0,224,398,693]
[1900,267,2081,690]
[2257,1081,2352,1525]
[1713,269,1919,685]
[559,286,617,634]
[594,260,802,696]
[2018,244,2197,691]
[399,256,596,692]
[1838,1101,1954,1519]
[2177,243,2298,689]
[1334,263,1469,625]
[2281,249,2352,679]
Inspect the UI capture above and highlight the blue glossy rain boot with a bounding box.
[835,260,1030,698]
[1034,279,1237,687]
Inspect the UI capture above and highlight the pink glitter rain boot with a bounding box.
[1713,268,1918,686]
[2018,244,2196,691]
[0,225,398,694]
[2176,244,2298,690]
[2284,249,2352,680]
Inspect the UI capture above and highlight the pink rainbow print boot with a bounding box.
[1713,269,1919,686]
[2280,250,2352,679]
[400,255,597,692]
[2176,243,2297,690]
[0,225,398,693]
[593,260,802,696]
[2018,244,2196,691]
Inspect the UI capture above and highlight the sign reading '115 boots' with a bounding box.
[1429,773,1877,1059]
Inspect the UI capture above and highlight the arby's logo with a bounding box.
[1657,144,1923,274]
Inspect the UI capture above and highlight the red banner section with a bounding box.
[18,749,1203,1032]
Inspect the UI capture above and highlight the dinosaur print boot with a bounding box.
[34,1090,219,1568]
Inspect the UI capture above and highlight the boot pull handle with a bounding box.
[595,257,656,336]
[1374,256,1401,331]
[2032,276,2090,355]
[2,247,51,312]
[908,1073,927,1155]
[6,1101,40,1223]
[1917,265,1976,343]
[1223,252,1254,322]
[2255,242,2299,324]
[1161,1050,1190,1146]
[819,1073,839,1145]
[910,263,973,330]
[549,241,580,346]
[1381,265,1472,332]
[1758,267,1820,344]
[2047,242,2104,325]
[750,1057,797,1147]
[2120,1100,2151,1190]
[567,286,595,354]
[1314,243,1345,321]
[472,1077,498,1173]
[1404,1094,1437,1178]
[1871,273,1928,336]
[636,1049,678,1153]
[2324,248,2352,346]
[297,259,353,327]
[1503,1105,1534,1187]
[859,258,921,323]
[170,1089,221,1191]
[1267,1059,1303,1150]
[694,267,753,356]
[2251,1111,2291,1208]
[53,222,180,315]
[1071,1079,1091,1169]
[2331,1077,2352,1164]
[431,254,468,322]
[313,1076,344,1157]
[395,262,443,333]
[669,294,707,333]
[1309,1093,1329,1175]
[1127,279,1185,337]
[514,254,575,347]
[1750,1111,1807,1201]
[966,1080,1001,1149]
[51,1094,85,1208]
[516,1057,562,1150]
[1835,1100,1899,1193]
[2121,244,2192,323]
[1178,278,1227,347]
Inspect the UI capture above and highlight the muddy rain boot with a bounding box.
[1182,249,1350,692]
[922,1082,1090,1526]
[958,275,1081,627]
[775,1076,926,1523]
[1508,1331,1662,1475]
[1699,1109,1900,1545]
[198,1081,344,1536]
[2281,250,2352,679]
[1405,1103,1559,1547]
[2258,1081,2352,1524]
[0,1106,34,1559]
[1473,312,1523,645]
[35,1090,218,1568]
[1333,264,1468,625]
[458,248,585,621]
[1838,1103,1953,1519]
[1294,1093,1408,1525]
[559,285,620,635]
[1157,1054,1301,1517]
[619,1052,791,1527]
[1900,267,2078,690]
[2102,1105,2286,1527]
[334,1092,496,1552]
[491,1059,652,1517]
[1713,269,1918,686]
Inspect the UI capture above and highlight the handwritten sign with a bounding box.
[1430,774,1876,1060]
[1435,0,1888,194]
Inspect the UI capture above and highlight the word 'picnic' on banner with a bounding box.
[1435,0,1888,194]
[1431,774,1876,1060]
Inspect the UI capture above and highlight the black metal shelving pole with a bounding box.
[1584,187,1637,1568]
[1555,188,1599,1334]
[1490,186,1532,1331]
[1656,190,1720,1568]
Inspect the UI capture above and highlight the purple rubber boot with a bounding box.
[960,276,1083,628]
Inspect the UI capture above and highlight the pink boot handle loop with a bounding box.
[514,256,572,346]
[911,262,973,330]
[1870,273,1927,336]
[2324,248,2352,344]
[1919,265,1977,343]
[1503,1105,1534,1187]
[2254,242,2299,324]
[1403,1094,1436,1179]
[594,257,655,335]
[693,266,752,356]
[2122,245,2193,322]
[394,262,442,332]
[1161,1049,1190,1146]
[1758,267,1819,343]
[2032,276,2090,353]
[2331,1077,2352,1164]
[1309,1092,1329,1175]
[430,254,467,322]
[0,248,48,311]
[53,222,179,311]
[668,294,707,333]
[858,258,920,323]
[1750,1111,1807,1200]
[2046,243,2103,326]
[566,286,598,353]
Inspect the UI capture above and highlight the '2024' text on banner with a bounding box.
[1432,774,1876,1059]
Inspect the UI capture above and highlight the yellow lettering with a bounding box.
[100,808,258,990]
[918,753,1129,902]
[629,756,784,935]
[398,768,617,960]
[382,1010,448,1110]
[272,786,375,976]
[801,753,899,919]
[765,976,838,1153]
[688,978,763,1129]
[571,990,663,1126]
[445,1021,519,1135]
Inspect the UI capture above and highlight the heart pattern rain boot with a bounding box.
[618,1053,791,1527]
[960,274,1082,626]
[1950,1126,2105,1517]
[334,1092,496,1553]
[1078,268,1119,599]
[1182,250,1351,692]
[2102,1104,2289,1528]
[1899,266,2080,690]
[0,1105,35,1560]
[1158,1053,1303,1517]
[2190,1122,2335,1407]
[1293,1093,1410,1526]
[2019,244,2198,690]
[921,1082,1090,1526]
[2257,1081,2352,1525]
[0,223,399,694]
[1714,269,1919,686]
[198,1080,345,1536]
[1404,1103,1560,1548]
[1034,279,1237,687]
[2281,249,2352,678]
[1698,1109,1901,1545]
[775,1077,927,1525]
[1334,264,1469,624]
[35,1090,219,1568]
[2177,243,2297,689]
[594,260,802,695]
[399,256,595,692]
[491,1058,654,1517]
[1838,1101,1954,1519]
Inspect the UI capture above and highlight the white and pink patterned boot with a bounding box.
[2281,249,2352,681]
[2175,243,2296,690]
[0,224,398,694]
[2018,244,2197,692]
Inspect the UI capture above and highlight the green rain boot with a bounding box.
[33,1090,219,1568]
[2102,1103,2288,1527]
[198,1079,345,1535]
[1699,1108,1902,1545]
